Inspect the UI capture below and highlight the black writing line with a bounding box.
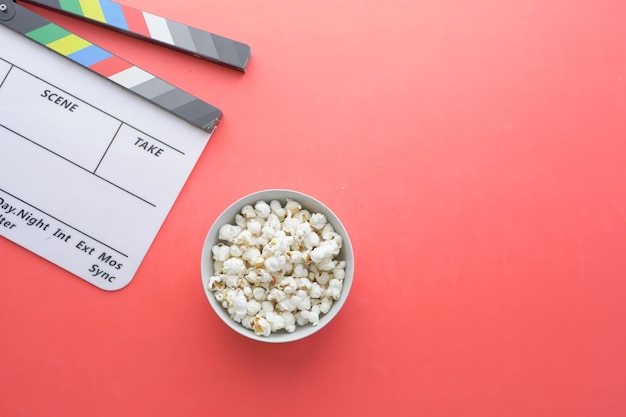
[94,122,122,174]
[0,124,156,208]
[0,64,12,88]
[0,187,128,258]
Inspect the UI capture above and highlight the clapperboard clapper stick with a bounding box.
[0,0,251,132]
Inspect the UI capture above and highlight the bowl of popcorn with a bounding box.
[201,189,354,343]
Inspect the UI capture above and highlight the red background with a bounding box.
[2,1,626,416]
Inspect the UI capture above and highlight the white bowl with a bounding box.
[201,189,354,343]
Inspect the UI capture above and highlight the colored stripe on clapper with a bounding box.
[24,21,221,131]
[31,0,249,71]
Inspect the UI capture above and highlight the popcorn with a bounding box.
[317,258,340,272]
[294,210,311,223]
[333,267,346,281]
[212,244,230,262]
[314,271,331,286]
[242,247,261,263]
[246,218,263,235]
[295,219,312,237]
[321,223,336,240]
[232,291,247,322]
[252,287,266,301]
[319,297,332,314]
[224,274,238,288]
[283,312,296,333]
[278,276,297,294]
[246,299,262,316]
[294,312,308,327]
[268,288,287,303]
[301,305,320,326]
[292,263,309,278]
[245,269,259,285]
[261,301,274,312]
[285,250,306,264]
[297,277,312,290]
[229,245,243,258]
[310,213,327,230]
[222,257,245,276]
[290,289,311,311]
[241,204,256,219]
[310,240,340,263]
[242,315,254,330]
[266,235,294,254]
[265,311,286,331]
[261,226,276,239]
[235,214,246,228]
[207,199,346,336]
[285,199,301,216]
[264,253,287,272]
[303,231,320,250]
[253,317,271,336]
[242,286,252,297]
[281,216,297,234]
[277,298,295,312]
[264,213,281,230]
[254,200,271,218]
[208,275,223,291]
[270,200,286,219]
[309,282,323,299]
[218,224,241,242]
[326,279,343,300]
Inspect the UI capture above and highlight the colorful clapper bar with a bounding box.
[0,0,252,131]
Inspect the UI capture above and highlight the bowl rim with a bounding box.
[200,189,354,343]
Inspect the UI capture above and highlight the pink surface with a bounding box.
[2,1,626,416]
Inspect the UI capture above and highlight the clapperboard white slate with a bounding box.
[0,27,215,290]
